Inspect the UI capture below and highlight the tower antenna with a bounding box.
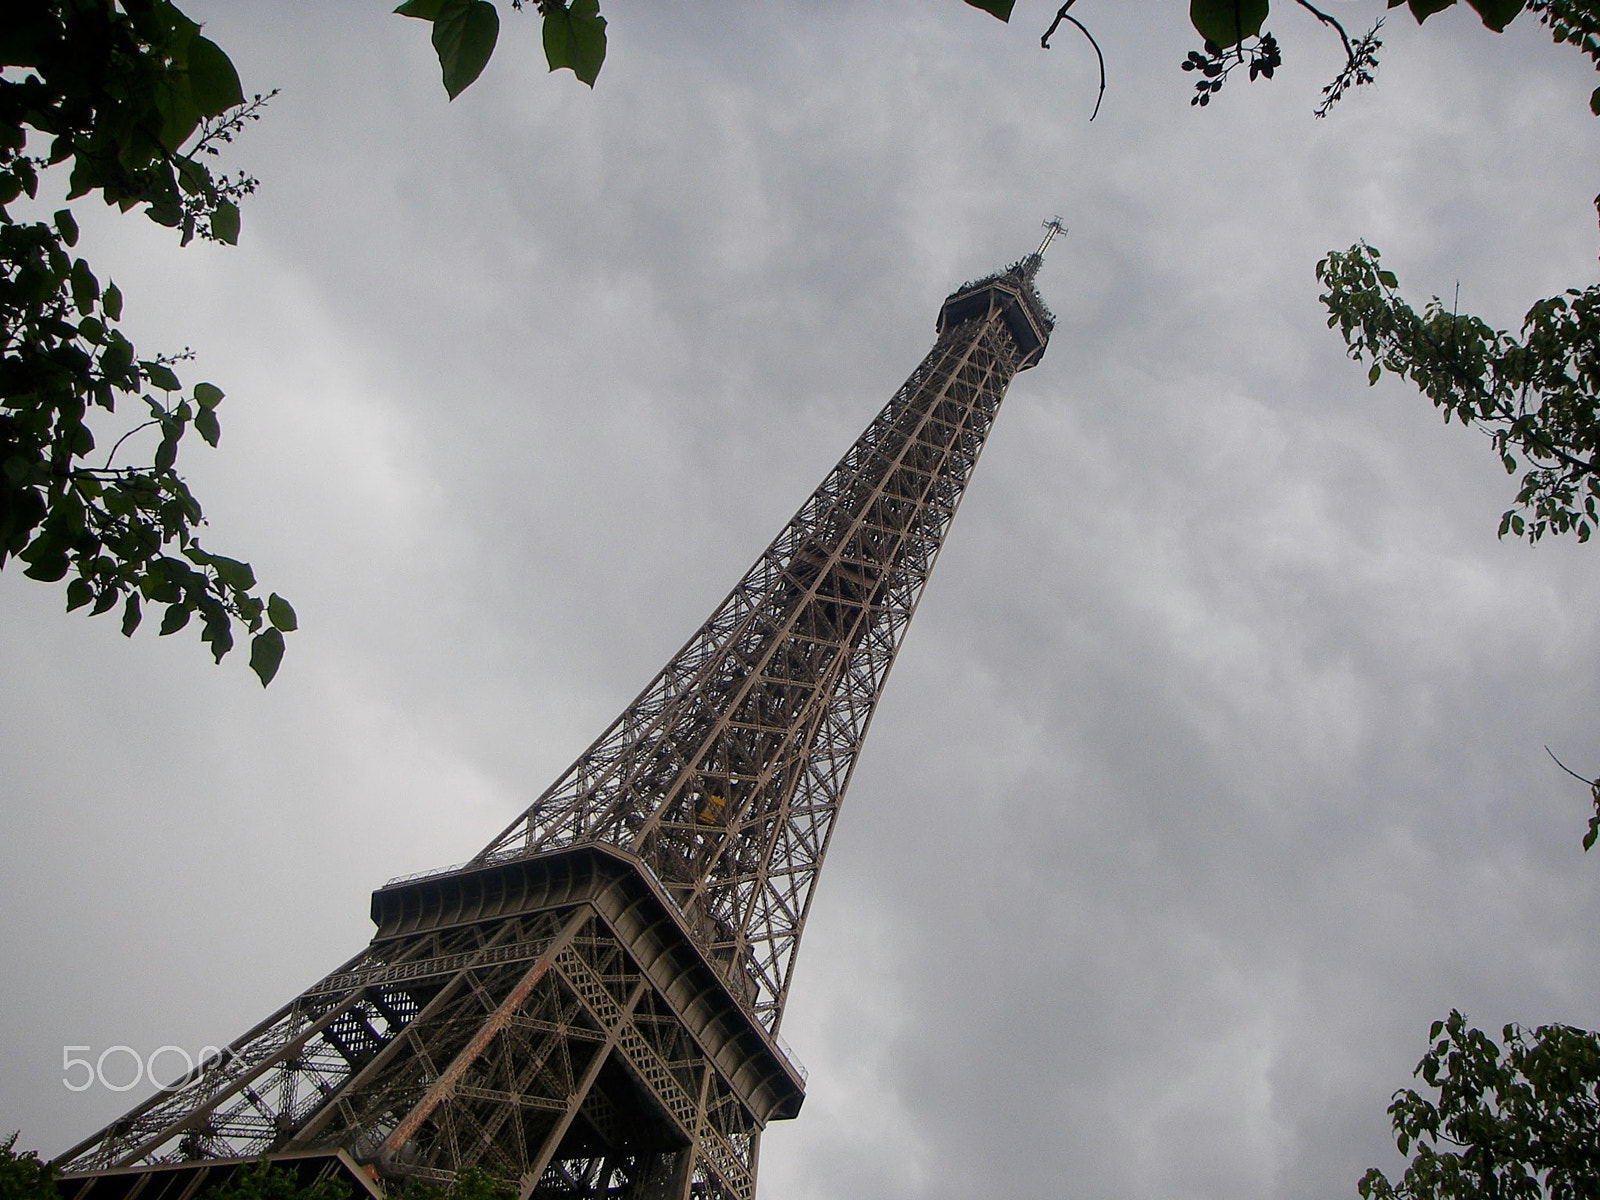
[1037,215,1067,260]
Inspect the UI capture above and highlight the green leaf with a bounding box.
[1378,270,1399,288]
[395,0,448,16]
[23,552,70,582]
[208,554,256,591]
[250,626,285,686]
[543,0,607,87]
[159,602,192,636]
[433,0,501,99]
[193,381,224,408]
[195,406,221,447]
[188,36,245,117]
[153,3,203,51]
[154,74,202,154]
[1590,86,1600,116]
[155,435,179,472]
[121,592,142,637]
[1463,0,1522,30]
[209,199,240,245]
[963,0,1016,19]
[66,577,93,612]
[203,619,234,663]
[70,258,99,316]
[1397,0,1458,24]
[144,361,182,392]
[20,536,68,582]
[267,592,298,632]
[54,208,78,247]
[103,282,123,322]
[174,155,209,196]
[1190,0,1269,49]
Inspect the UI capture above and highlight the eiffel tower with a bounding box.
[54,223,1061,1200]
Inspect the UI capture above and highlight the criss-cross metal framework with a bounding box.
[471,250,1055,1033]
[56,239,1056,1200]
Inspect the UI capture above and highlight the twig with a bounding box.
[1294,0,1354,61]
[1041,1,1108,121]
[1546,745,1596,787]
[1312,16,1383,117]
[103,418,161,470]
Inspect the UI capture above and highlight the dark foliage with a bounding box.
[2,1,292,683]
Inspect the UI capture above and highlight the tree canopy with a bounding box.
[1360,1012,1600,1200]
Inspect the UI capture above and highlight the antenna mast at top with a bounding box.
[1036,215,1067,259]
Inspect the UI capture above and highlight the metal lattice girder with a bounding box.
[60,901,765,1199]
[467,259,1054,1031]
[57,246,1057,1200]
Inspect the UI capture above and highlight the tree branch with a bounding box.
[1367,267,1600,481]
[1294,0,1355,61]
[1546,745,1595,787]
[1041,2,1107,120]
[102,418,161,470]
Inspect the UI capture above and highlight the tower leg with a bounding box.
[384,907,592,1170]
[59,854,787,1200]
[517,979,647,1199]
[663,1065,712,1200]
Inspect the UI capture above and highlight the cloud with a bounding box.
[4,3,1599,1198]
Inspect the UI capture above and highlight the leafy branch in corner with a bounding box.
[1183,32,1282,106]
[1527,0,1600,114]
[1178,1,1526,115]
[394,0,607,99]
[966,0,1379,118]
[3,0,293,684]
[1359,1011,1600,1200]
[1545,747,1600,852]
[1318,244,1600,548]
[1182,0,1390,113]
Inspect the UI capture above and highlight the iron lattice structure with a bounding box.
[56,232,1058,1200]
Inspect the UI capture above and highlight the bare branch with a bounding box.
[1040,0,1079,48]
[1546,745,1596,787]
[1294,0,1355,61]
[102,419,161,471]
[1041,2,1107,120]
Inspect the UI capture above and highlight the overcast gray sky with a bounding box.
[4,3,1600,1198]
